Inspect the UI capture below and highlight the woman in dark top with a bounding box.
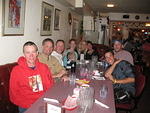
[85,41,99,60]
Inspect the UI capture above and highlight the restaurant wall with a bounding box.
[0,0,82,65]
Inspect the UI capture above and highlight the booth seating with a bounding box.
[0,62,18,113]
[142,42,150,67]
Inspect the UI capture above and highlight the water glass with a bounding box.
[90,61,96,71]
[92,56,98,63]
[78,86,94,111]
[80,67,88,77]
[69,73,76,85]
[99,85,108,99]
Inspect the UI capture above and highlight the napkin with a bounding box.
[95,99,109,109]
[43,98,59,103]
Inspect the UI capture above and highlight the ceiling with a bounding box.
[85,0,150,14]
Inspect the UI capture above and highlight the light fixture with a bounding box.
[142,29,145,32]
[107,4,114,8]
[117,28,121,31]
[145,23,150,27]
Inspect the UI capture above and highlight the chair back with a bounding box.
[134,64,143,74]
[135,74,146,97]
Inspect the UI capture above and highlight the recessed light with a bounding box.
[107,4,114,8]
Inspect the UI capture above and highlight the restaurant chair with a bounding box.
[116,73,146,113]
[134,64,143,75]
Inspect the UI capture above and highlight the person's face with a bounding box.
[105,52,115,65]
[23,45,38,64]
[42,41,54,55]
[82,41,87,50]
[69,41,76,50]
[113,41,122,52]
[87,43,93,50]
[56,41,65,54]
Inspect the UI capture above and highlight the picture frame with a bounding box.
[54,8,61,30]
[40,2,54,36]
[3,0,26,36]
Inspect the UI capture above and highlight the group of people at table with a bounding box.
[9,38,135,113]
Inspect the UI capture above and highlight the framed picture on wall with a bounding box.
[3,0,26,36]
[40,2,54,36]
[54,8,61,30]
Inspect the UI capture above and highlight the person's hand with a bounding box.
[104,72,110,78]
[114,59,122,65]
[87,49,94,54]
[61,76,69,82]
[105,68,112,78]
[55,70,66,78]
[61,70,67,75]
[105,74,115,83]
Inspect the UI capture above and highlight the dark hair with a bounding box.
[87,41,93,45]
[112,40,123,44]
[56,40,65,45]
[104,49,114,56]
[87,41,93,49]
[69,39,76,44]
[42,38,54,47]
[23,41,38,52]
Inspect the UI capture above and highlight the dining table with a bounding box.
[25,62,116,113]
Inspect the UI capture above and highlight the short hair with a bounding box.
[56,40,65,45]
[112,40,123,45]
[42,38,54,47]
[104,49,114,56]
[23,41,38,52]
[69,39,76,44]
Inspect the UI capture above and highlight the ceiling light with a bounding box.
[107,4,114,8]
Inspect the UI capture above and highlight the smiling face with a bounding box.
[105,52,115,65]
[113,41,123,52]
[69,40,76,50]
[55,41,65,54]
[42,41,54,56]
[87,43,93,50]
[23,45,38,66]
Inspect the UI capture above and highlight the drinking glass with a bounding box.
[92,55,98,63]
[69,73,76,85]
[78,86,94,112]
[99,85,108,99]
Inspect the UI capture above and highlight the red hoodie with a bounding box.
[9,57,54,108]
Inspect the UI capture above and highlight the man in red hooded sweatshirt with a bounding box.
[9,41,54,113]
